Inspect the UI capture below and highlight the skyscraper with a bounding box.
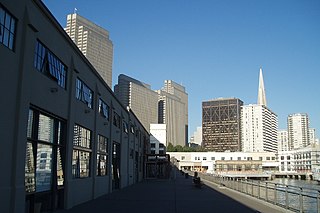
[157,80,188,146]
[287,113,310,149]
[241,68,278,152]
[65,13,113,87]
[114,74,158,132]
[202,98,243,152]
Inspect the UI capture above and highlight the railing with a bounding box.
[192,172,320,213]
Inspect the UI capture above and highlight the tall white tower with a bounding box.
[287,113,310,149]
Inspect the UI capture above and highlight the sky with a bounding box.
[43,0,320,139]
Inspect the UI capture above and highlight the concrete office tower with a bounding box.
[278,130,289,152]
[65,13,113,87]
[157,80,188,146]
[241,68,278,152]
[257,67,267,106]
[287,113,310,149]
[241,104,278,152]
[202,98,243,152]
[114,74,158,132]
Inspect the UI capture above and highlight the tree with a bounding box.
[166,143,175,152]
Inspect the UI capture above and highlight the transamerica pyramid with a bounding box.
[257,67,267,106]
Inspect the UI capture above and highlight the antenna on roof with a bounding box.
[74,8,78,14]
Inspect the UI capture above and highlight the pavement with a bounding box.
[56,170,291,213]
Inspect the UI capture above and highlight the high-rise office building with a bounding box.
[241,68,278,152]
[278,130,289,152]
[65,13,113,87]
[287,113,310,149]
[114,74,158,132]
[202,98,243,152]
[157,80,188,146]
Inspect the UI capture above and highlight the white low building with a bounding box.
[168,152,278,174]
[278,144,320,173]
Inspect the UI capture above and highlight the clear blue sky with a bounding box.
[43,0,320,139]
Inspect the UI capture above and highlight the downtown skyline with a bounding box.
[43,0,320,138]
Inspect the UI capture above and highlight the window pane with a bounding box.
[75,79,82,100]
[97,154,107,176]
[27,110,33,138]
[38,114,54,143]
[57,121,61,144]
[0,25,3,43]
[0,8,4,24]
[8,32,13,49]
[10,16,15,32]
[57,147,64,186]
[36,144,53,192]
[73,125,91,149]
[72,150,90,178]
[98,135,107,153]
[72,150,79,178]
[25,142,35,193]
[4,13,11,29]
[3,28,8,46]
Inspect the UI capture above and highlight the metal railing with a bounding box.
[193,172,320,213]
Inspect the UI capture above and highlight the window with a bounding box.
[34,41,67,88]
[97,135,108,176]
[221,157,225,160]
[123,121,128,133]
[266,157,271,160]
[25,108,65,193]
[238,157,241,160]
[181,156,185,160]
[0,5,16,50]
[130,124,135,134]
[113,112,120,128]
[203,157,207,161]
[287,156,290,160]
[72,124,91,178]
[150,143,155,148]
[247,157,252,161]
[259,157,263,161]
[211,157,215,160]
[98,99,109,120]
[76,78,93,108]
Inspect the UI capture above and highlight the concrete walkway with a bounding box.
[56,170,291,213]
